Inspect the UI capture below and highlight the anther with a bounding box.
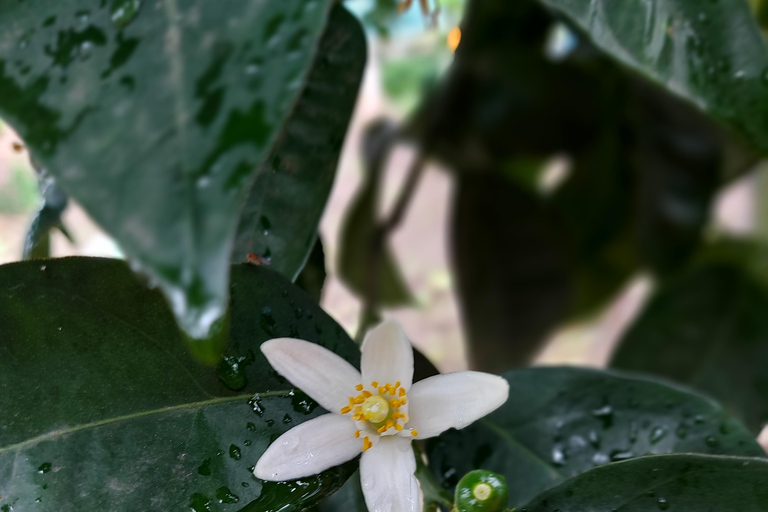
[411,430,418,437]
[371,381,378,387]
[340,406,352,414]
[363,436,372,451]
[354,430,361,438]
[398,388,406,397]
[355,384,364,391]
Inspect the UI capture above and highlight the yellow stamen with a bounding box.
[411,430,418,437]
[371,381,378,387]
[363,436,372,451]
[354,430,361,438]
[393,411,401,420]
[398,388,406,397]
[378,425,387,433]
[354,396,365,404]
[395,423,403,431]
[340,406,352,414]
[386,419,394,429]
[356,384,364,391]
[395,381,401,388]
[362,390,372,398]
[378,386,387,395]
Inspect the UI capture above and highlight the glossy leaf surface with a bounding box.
[0,257,360,511]
[612,242,768,432]
[539,0,768,153]
[0,0,336,341]
[233,5,365,281]
[522,454,768,512]
[427,367,764,508]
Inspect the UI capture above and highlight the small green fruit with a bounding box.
[454,470,509,512]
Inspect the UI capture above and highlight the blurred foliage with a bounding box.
[0,163,38,214]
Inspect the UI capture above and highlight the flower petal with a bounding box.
[406,372,509,439]
[360,435,420,512]
[254,413,361,481]
[361,320,414,391]
[261,338,362,413]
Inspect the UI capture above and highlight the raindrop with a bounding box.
[266,419,275,427]
[197,458,212,476]
[250,397,265,415]
[244,439,252,447]
[282,414,292,425]
[705,436,719,447]
[609,449,634,461]
[241,482,250,488]
[37,462,52,474]
[196,176,211,189]
[247,422,257,432]
[216,486,240,504]
[229,444,242,461]
[217,355,247,390]
[675,424,688,439]
[592,404,613,429]
[189,493,212,512]
[658,497,669,510]
[588,429,600,448]
[551,444,567,466]
[260,307,276,336]
[592,452,609,465]
[694,415,705,424]
[111,0,142,29]
[649,426,668,445]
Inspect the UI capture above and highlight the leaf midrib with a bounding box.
[0,389,291,456]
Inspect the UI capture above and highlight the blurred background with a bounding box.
[0,0,765,377]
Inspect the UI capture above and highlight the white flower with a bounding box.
[254,320,509,512]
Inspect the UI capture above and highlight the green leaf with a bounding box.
[337,120,413,308]
[521,454,768,512]
[0,0,338,344]
[233,5,366,281]
[451,172,570,372]
[427,367,764,508]
[0,257,360,511]
[537,0,768,154]
[310,470,367,512]
[612,241,768,432]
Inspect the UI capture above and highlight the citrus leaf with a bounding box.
[0,0,337,344]
[427,367,764,508]
[612,241,768,433]
[233,5,365,281]
[0,257,360,511]
[522,454,768,512]
[538,0,768,153]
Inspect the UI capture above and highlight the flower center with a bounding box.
[362,395,389,423]
[340,381,418,451]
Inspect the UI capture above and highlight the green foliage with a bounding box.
[233,6,366,281]
[2,0,768,510]
[521,454,768,512]
[427,367,764,507]
[0,163,38,214]
[0,0,361,350]
[612,241,768,432]
[0,257,359,511]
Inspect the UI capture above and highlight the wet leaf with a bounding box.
[233,6,365,281]
[522,454,768,512]
[612,241,768,433]
[538,0,768,154]
[427,367,764,508]
[0,257,360,511]
[24,171,71,260]
[0,0,339,346]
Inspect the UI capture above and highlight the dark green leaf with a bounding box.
[451,172,570,372]
[427,367,764,508]
[338,120,413,308]
[0,0,337,344]
[522,454,768,512]
[233,5,365,281]
[294,236,327,304]
[310,470,367,512]
[538,0,768,154]
[0,257,360,511]
[612,241,768,432]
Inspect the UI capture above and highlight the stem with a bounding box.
[354,154,427,344]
